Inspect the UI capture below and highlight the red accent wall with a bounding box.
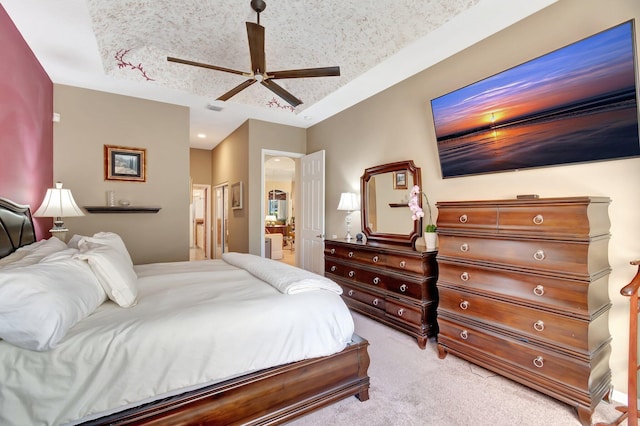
[0,5,53,238]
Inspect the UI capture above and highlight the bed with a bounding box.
[0,197,370,425]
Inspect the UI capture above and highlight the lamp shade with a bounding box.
[337,192,359,211]
[33,182,84,218]
[265,215,277,223]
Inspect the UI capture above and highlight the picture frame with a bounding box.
[393,171,407,190]
[431,20,640,178]
[104,145,146,182]
[231,181,243,210]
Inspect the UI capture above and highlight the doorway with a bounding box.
[190,184,211,260]
[263,151,301,266]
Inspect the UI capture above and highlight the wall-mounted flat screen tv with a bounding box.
[431,20,640,178]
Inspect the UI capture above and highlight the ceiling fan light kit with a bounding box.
[167,0,340,108]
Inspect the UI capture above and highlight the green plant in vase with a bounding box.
[408,185,437,250]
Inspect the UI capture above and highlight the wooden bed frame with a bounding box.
[0,197,370,425]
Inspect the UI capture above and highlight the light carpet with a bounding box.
[291,312,624,426]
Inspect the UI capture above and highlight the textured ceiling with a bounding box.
[90,0,479,111]
[2,0,557,149]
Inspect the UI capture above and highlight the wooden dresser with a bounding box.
[435,197,611,425]
[324,239,438,349]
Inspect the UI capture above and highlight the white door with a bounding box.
[299,150,325,274]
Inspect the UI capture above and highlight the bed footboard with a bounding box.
[83,334,370,425]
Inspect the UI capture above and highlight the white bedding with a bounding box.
[0,258,354,426]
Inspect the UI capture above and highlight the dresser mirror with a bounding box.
[361,160,421,246]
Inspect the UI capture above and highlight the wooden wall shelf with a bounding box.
[388,203,409,208]
[84,206,161,214]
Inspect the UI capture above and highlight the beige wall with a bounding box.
[190,148,212,185]
[308,0,640,397]
[211,121,250,253]
[210,119,305,255]
[248,120,306,255]
[53,85,190,264]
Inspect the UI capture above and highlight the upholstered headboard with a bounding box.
[0,197,36,258]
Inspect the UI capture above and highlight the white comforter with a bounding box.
[0,258,354,426]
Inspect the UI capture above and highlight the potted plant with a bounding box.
[408,185,437,250]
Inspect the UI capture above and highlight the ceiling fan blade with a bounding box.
[261,80,302,107]
[246,22,266,74]
[269,66,341,79]
[217,79,257,101]
[167,57,247,76]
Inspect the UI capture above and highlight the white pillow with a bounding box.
[0,254,107,351]
[67,234,88,249]
[78,232,133,266]
[0,237,68,270]
[74,241,138,308]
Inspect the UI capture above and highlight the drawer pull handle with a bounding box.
[399,260,406,268]
[533,356,544,368]
[330,248,336,254]
[348,251,354,258]
[372,255,379,263]
[373,277,381,285]
[533,250,545,261]
[330,265,337,272]
[397,308,405,317]
[400,284,408,292]
[459,300,469,310]
[460,272,469,281]
[459,214,468,223]
[348,290,354,296]
[460,330,468,340]
[460,243,469,252]
[533,285,545,296]
[372,298,379,306]
[533,214,544,225]
[348,270,355,278]
[533,320,545,332]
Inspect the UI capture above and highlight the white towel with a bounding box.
[222,252,343,295]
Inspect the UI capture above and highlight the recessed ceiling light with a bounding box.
[273,158,281,162]
[197,133,206,138]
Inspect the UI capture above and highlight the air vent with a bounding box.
[205,104,224,112]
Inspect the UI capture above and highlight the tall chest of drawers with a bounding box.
[324,239,438,349]
[435,197,611,425]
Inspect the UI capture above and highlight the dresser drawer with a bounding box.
[436,259,610,317]
[498,204,607,237]
[437,234,610,277]
[326,259,429,301]
[325,260,387,289]
[324,243,425,275]
[437,317,608,391]
[340,283,385,312]
[436,206,498,231]
[385,298,422,327]
[438,287,602,353]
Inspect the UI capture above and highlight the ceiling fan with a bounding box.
[167,0,340,108]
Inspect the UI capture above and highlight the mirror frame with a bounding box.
[361,160,422,246]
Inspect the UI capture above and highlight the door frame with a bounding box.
[212,182,229,259]
[191,184,212,259]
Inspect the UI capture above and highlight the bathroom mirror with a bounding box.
[361,160,421,246]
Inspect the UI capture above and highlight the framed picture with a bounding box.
[431,20,640,178]
[231,181,243,210]
[393,171,407,190]
[104,145,146,182]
